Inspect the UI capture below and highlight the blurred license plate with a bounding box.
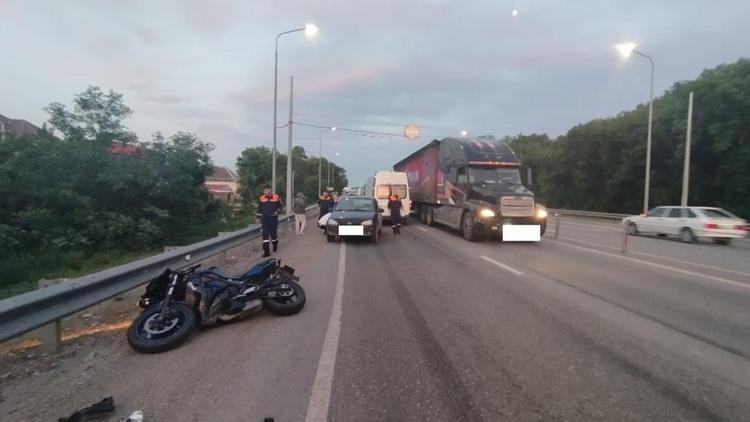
[503,225,540,241]
[339,226,364,236]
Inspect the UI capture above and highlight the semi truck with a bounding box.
[393,137,547,241]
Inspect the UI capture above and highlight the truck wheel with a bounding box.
[418,206,426,223]
[461,212,477,241]
[540,220,547,237]
[425,206,435,226]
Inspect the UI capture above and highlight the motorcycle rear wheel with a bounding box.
[127,302,196,353]
[263,279,306,316]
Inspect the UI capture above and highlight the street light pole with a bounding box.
[272,24,318,195]
[318,127,336,194]
[616,43,655,213]
[285,75,294,214]
[681,91,694,207]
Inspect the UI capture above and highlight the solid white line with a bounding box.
[417,226,429,232]
[548,240,750,291]
[305,242,346,422]
[558,236,750,279]
[480,255,524,276]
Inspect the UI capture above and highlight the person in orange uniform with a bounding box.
[388,194,403,235]
[257,185,283,257]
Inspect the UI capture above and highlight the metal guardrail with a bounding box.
[0,206,318,344]
[548,209,630,220]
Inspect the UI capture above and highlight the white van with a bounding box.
[364,171,410,222]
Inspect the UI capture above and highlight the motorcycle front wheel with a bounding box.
[127,302,196,353]
[263,279,306,316]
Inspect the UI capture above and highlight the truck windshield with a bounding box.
[469,168,522,185]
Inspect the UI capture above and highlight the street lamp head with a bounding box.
[511,9,519,17]
[305,23,319,38]
[335,152,340,156]
[460,130,468,137]
[331,127,337,131]
[616,42,637,59]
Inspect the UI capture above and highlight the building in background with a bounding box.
[205,166,239,202]
[0,113,41,140]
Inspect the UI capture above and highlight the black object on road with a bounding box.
[58,397,115,422]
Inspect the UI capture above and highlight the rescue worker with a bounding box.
[257,185,283,257]
[388,194,403,234]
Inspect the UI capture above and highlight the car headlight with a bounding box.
[536,209,548,219]
[328,219,338,225]
[361,219,373,226]
[479,208,496,218]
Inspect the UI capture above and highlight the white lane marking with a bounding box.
[480,256,525,276]
[548,240,750,291]
[417,226,429,232]
[305,242,346,422]
[559,236,750,279]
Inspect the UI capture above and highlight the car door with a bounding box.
[640,207,666,233]
[663,207,685,235]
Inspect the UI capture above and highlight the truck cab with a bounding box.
[395,137,547,241]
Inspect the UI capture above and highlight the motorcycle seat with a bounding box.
[206,260,275,281]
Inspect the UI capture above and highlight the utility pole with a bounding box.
[285,76,294,214]
[681,91,694,207]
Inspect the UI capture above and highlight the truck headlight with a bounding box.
[328,219,338,226]
[479,208,496,218]
[361,219,373,226]
[536,209,548,219]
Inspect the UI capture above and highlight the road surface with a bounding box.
[2,216,750,421]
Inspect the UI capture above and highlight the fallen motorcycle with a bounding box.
[127,256,305,353]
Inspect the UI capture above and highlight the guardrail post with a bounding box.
[622,223,629,253]
[37,279,63,353]
[554,212,560,239]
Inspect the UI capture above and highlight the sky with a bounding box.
[2,0,749,186]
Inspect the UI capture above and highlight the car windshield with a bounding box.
[469,167,522,185]
[334,198,374,212]
[698,208,737,218]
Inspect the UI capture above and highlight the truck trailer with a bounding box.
[393,137,547,241]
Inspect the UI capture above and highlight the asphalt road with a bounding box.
[2,216,750,421]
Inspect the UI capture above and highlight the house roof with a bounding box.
[206,184,234,194]
[0,113,42,137]
[108,143,139,156]
[207,166,238,182]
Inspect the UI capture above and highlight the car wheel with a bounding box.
[461,212,476,241]
[680,227,694,243]
[425,206,435,226]
[326,234,336,243]
[627,222,638,235]
[370,228,379,243]
[714,238,731,245]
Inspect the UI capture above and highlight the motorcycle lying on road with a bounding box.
[127,256,305,353]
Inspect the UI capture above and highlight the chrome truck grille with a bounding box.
[500,196,535,217]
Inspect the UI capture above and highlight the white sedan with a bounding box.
[623,206,748,245]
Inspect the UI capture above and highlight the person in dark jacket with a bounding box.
[318,191,333,218]
[388,194,403,234]
[257,185,283,257]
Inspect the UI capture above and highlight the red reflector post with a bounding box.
[705,223,718,229]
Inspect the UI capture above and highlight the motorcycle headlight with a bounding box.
[479,208,496,218]
[361,219,373,226]
[328,219,338,226]
[536,209,548,219]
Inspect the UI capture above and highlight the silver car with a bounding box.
[623,206,748,245]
